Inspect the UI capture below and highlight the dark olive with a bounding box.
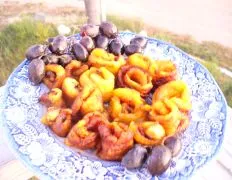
[80,36,95,52]
[164,136,182,157]
[44,46,52,55]
[72,43,89,62]
[49,35,68,55]
[67,37,79,53]
[130,36,147,49]
[25,45,46,61]
[28,58,45,85]
[109,39,124,56]
[95,35,109,50]
[145,93,153,105]
[99,22,117,38]
[80,24,99,38]
[146,146,153,154]
[121,144,147,169]
[147,145,172,176]
[124,44,142,56]
[42,54,59,64]
[47,37,54,43]
[58,54,73,66]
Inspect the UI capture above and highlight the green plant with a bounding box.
[221,80,232,106]
[107,15,144,33]
[202,61,220,78]
[202,61,232,106]
[150,30,232,71]
[0,17,58,85]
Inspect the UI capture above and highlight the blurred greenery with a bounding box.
[202,61,232,106]
[0,15,231,106]
[107,15,144,33]
[0,17,58,85]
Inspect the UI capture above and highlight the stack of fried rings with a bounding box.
[40,48,191,161]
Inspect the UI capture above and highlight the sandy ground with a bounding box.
[3,0,231,47]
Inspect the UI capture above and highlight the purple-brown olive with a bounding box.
[164,136,182,157]
[42,54,59,64]
[121,144,147,169]
[109,39,124,56]
[124,44,142,56]
[28,58,45,85]
[99,22,117,38]
[49,35,68,55]
[145,93,153,105]
[47,37,54,43]
[25,45,46,61]
[95,35,109,50]
[72,43,89,62]
[44,46,52,55]
[80,36,95,52]
[58,54,73,66]
[147,145,172,176]
[80,24,99,38]
[130,36,147,49]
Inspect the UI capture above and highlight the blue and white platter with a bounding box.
[0,32,228,180]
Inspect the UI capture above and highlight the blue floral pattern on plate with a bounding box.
[1,32,228,180]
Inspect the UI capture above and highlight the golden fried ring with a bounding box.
[39,88,65,108]
[153,80,191,112]
[43,64,66,89]
[127,53,152,70]
[41,107,72,137]
[129,121,165,146]
[66,119,98,149]
[71,92,83,117]
[97,122,134,160]
[81,88,104,115]
[149,99,181,136]
[71,85,104,116]
[62,77,80,105]
[65,60,88,79]
[65,112,108,149]
[152,60,177,86]
[109,88,147,124]
[127,54,177,86]
[88,48,126,74]
[117,65,153,96]
[79,67,115,102]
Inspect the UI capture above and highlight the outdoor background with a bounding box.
[0,0,231,106]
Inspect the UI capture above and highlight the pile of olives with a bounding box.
[78,21,147,57]
[26,21,148,85]
[122,136,182,176]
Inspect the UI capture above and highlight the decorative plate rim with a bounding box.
[1,32,228,180]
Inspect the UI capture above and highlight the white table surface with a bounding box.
[0,85,232,180]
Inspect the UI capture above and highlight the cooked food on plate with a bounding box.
[25,21,191,176]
